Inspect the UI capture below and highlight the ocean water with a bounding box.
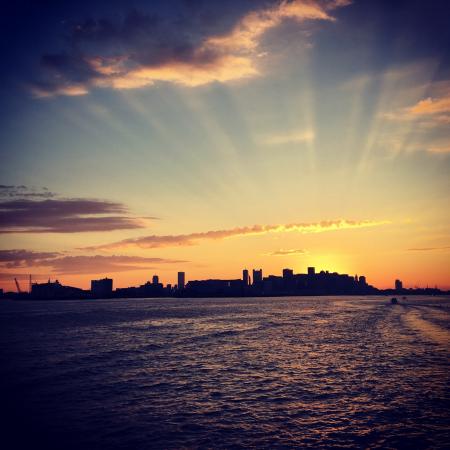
[0,296,449,449]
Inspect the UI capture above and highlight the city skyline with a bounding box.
[4,265,446,298]
[1,0,449,292]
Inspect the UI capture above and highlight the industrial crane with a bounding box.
[14,275,33,294]
[14,278,22,293]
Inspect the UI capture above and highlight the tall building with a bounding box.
[283,268,293,279]
[152,275,159,285]
[178,272,185,290]
[91,278,113,297]
[308,267,315,276]
[395,279,403,291]
[243,269,249,286]
[253,269,263,285]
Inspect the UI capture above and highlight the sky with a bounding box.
[1,0,449,291]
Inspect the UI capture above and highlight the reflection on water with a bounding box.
[0,296,449,449]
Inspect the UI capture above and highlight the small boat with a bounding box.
[391,297,398,304]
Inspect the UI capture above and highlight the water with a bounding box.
[1,296,449,449]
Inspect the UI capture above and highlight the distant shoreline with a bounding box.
[3,292,449,302]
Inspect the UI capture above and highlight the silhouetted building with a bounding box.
[185,279,244,296]
[395,279,403,291]
[152,275,159,285]
[0,288,3,297]
[253,269,263,286]
[32,280,86,299]
[91,278,113,297]
[359,276,367,286]
[178,272,185,290]
[243,269,249,286]
[308,267,315,276]
[283,268,293,279]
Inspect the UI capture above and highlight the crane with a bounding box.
[14,278,22,293]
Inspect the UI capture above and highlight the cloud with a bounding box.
[427,145,450,154]
[86,219,389,250]
[259,129,315,145]
[381,79,450,154]
[0,199,148,233]
[0,249,61,268]
[35,255,187,274]
[0,184,56,198]
[408,96,450,116]
[0,273,49,282]
[407,246,450,251]
[0,252,186,275]
[32,1,349,97]
[268,248,307,256]
[385,81,450,127]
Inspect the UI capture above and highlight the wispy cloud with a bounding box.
[0,184,56,198]
[384,81,450,127]
[0,249,61,268]
[259,129,315,146]
[0,251,186,274]
[85,219,389,250]
[37,255,186,274]
[427,145,450,154]
[32,1,350,97]
[407,246,450,251]
[268,248,307,256]
[0,199,149,233]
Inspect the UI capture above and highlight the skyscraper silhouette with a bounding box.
[178,272,186,290]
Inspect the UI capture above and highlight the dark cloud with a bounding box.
[33,8,224,96]
[0,253,186,277]
[30,1,345,96]
[0,185,56,198]
[0,249,61,268]
[0,199,147,233]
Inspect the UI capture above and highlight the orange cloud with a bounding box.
[427,145,450,154]
[408,96,450,116]
[105,55,258,89]
[268,248,308,256]
[32,84,89,98]
[85,219,389,250]
[205,0,333,52]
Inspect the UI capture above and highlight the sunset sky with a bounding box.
[1,0,449,291]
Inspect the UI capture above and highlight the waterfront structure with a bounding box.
[152,275,159,285]
[32,279,86,299]
[395,279,403,291]
[91,278,113,297]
